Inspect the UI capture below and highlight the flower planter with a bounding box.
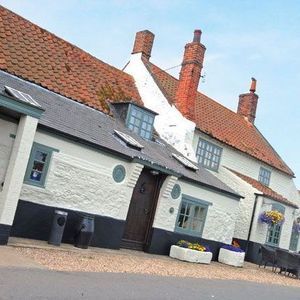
[169,245,212,264]
[218,248,245,267]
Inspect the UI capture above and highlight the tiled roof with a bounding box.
[226,168,298,208]
[0,70,241,199]
[0,6,142,114]
[143,60,294,177]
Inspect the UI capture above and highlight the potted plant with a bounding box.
[169,240,213,264]
[259,210,285,225]
[218,240,245,267]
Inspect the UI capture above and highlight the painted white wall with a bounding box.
[0,118,17,189]
[20,130,143,221]
[250,196,295,249]
[216,167,295,249]
[124,53,197,161]
[0,115,38,225]
[152,177,239,244]
[193,131,299,203]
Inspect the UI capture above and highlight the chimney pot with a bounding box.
[193,29,202,43]
[237,78,259,124]
[250,77,257,93]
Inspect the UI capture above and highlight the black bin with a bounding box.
[48,210,68,246]
[74,214,94,249]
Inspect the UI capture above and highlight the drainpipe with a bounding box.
[245,194,260,256]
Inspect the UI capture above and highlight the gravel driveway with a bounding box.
[13,246,300,288]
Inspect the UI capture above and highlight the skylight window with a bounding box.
[5,86,41,108]
[172,153,199,171]
[114,130,144,150]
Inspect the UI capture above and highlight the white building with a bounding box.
[124,29,300,262]
[0,6,242,258]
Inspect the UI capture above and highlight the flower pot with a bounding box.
[169,245,212,264]
[218,248,245,267]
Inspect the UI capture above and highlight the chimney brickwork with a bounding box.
[175,30,206,121]
[237,78,259,124]
[132,30,155,60]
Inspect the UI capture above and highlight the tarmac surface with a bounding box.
[1,267,300,300]
[1,244,300,299]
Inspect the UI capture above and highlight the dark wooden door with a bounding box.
[121,168,162,250]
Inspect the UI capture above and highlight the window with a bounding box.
[196,138,222,171]
[259,167,271,186]
[126,104,155,140]
[289,230,299,251]
[175,195,211,236]
[24,143,58,187]
[266,203,285,247]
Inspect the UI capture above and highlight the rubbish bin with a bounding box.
[48,210,68,246]
[74,214,94,249]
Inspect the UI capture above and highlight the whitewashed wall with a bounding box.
[216,168,296,249]
[250,196,295,249]
[124,54,197,161]
[193,131,299,203]
[0,118,17,190]
[152,177,239,244]
[20,130,143,221]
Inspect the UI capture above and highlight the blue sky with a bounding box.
[2,0,300,187]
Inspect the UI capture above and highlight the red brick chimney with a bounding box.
[132,30,155,60]
[175,30,206,120]
[237,78,259,124]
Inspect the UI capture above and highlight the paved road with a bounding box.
[0,267,300,300]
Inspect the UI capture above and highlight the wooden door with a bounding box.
[121,168,162,250]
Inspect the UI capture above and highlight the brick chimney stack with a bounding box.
[237,78,259,124]
[175,30,206,120]
[132,30,155,60]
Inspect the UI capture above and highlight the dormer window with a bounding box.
[259,167,271,186]
[111,102,156,140]
[126,104,155,140]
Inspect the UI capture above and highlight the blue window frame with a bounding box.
[289,230,299,251]
[196,138,222,171]
[259,167,271,186]
[266,203,285,247]
[24,143,58,188]
[126,104,155,140]
[175,195,212,237]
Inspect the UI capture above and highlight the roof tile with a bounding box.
[226,168,298,208]
[0,6,142,112]
[143,60,294,177]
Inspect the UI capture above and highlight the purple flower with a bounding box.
[221,244,244,253]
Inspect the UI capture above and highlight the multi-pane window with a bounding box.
[126,105,155,140]
[259,167,271,186]
[289,230,299,251]
[266,204,284,247]
[266,223,281,246]
[196,138,222,171]
[24,143,57,187]
[176,195,210,236]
